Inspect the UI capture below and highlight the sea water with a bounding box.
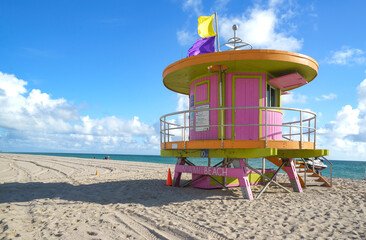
[9,152,366,180]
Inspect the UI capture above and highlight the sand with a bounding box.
[0,153,365,240]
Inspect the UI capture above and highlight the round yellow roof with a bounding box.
[163,49,319,95]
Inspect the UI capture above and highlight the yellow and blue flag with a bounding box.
[198,15,216,38]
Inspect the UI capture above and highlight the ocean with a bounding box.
[7,152,366,180]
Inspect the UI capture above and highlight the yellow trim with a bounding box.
[265,78,283,113]
[275,149,329,158]
[195,80,210,105]
[190,73,216,84]
[210,176,239,186]
[161,148,329,158]
[161,148,278,158]
[218,71,226,139]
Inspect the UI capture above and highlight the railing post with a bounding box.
[164,116,166,149]
[314,115,317,149]
[184,112,186,149]
[300,110,303,149]
[167,122,170,142]
[160,118,162,149]
[265,108,268,148]
[289,123,292,141]
[308,120,310,142]
[330,163,332,186]
[221,108,224,148]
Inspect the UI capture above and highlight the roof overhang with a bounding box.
[163,49,319,95]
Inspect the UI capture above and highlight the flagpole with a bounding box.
[214,12,220,52]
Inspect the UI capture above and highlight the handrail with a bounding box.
[160,106,317,148]
[160,106,316,119]
[319,156,333,186]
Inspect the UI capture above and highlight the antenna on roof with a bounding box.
[220,24,252,51]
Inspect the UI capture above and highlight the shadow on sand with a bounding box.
[0,179,240,207]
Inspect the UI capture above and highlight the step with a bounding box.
[305,182,326,186]
[298,169,314,173]
[315,178,326,182]
[309,173,320,178]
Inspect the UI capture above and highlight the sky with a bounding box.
[0,0,366,160]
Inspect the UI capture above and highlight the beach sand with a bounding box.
[0,153,365,240]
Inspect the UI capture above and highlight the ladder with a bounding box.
[266,157,332,188]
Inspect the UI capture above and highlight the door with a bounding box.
[234,78,260,140]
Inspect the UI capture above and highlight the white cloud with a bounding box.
[326,47,366,65]
[0,71,159,153]
[220,6,303,51]
[318,79,366,160]
[166,94,189,141]
[315,93,337,101]
[176,93,189,111]
[212,0,231,12]
[176,30,195,46]
[0,72,27,97]
[357,79,366,112]
[182,0,203,16]
[269,0,285,8]
[281,92,307,105]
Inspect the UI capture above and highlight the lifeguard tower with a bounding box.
[160,25,332,200]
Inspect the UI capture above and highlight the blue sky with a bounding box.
[1,0,366,160]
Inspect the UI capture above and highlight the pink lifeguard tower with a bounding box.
[160,25,332,199]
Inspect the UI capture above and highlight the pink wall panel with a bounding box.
[261,110,283,140]
[225,73,233,139]
[189,75,219,140]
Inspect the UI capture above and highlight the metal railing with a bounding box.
[320,156,333,186]
[160,106,317,149]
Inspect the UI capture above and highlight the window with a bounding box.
[267,84,277,107]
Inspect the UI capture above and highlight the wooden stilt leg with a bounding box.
[232,158,253,200]
[284,158,303,193]
[173,157,186,187]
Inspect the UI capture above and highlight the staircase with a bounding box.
[266,157,332,188]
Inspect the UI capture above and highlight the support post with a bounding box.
[262,157,265,184]
[173,157,186,187]
[284,158,303,192]
[232,158,253,200]
[223,158,227,186]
